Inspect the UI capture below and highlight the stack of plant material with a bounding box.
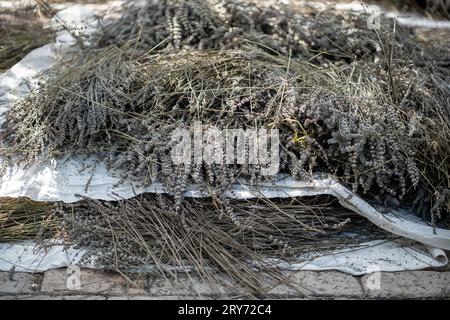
[89,0,449,226]
[61,194,388,294]
[0,195,387,295]
[93,0,385,63]
[92,0,450,64]
[0,5,55,73]
[1,43,448,226]
[0,0,449,293]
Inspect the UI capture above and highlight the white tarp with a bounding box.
[0,2,448,275]
[0,238,447,275]
[1,159,450,251]
[1,159,448,274]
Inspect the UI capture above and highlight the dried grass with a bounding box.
[1,42,448,225]
[0,0,448,294]
[0,198,58,241]
[0,194,387,296]
[58,194,387,296]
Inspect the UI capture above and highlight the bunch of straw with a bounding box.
[0,198,58,241]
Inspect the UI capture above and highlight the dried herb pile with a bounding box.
[0,0,449,294]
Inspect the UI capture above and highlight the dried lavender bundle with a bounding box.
[92,0,449,69]
[1,44,449,226]
[0,194,386,295]
[92,0,386,62]
[57,194,387,295]
[89,0,450,221]
[1,0,450,225]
